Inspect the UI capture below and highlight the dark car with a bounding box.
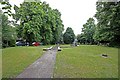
[16,41,25,46]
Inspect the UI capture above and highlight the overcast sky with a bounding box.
[9,0,98,35]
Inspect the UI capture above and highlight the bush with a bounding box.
[9,39,16,47]
[2,39,16,48]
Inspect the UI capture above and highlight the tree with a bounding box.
[1,1,16,48]
[77,34,86,44]
[13,2,42,45]
[94,2,120,46]
[0,10,2,48]
[51,9,64,44]
[81,18,96,44]
[13,1,64,45]
[1,0,12,16]
[2,12,16,47]
[63,27,75,44]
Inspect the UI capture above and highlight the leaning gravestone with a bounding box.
[71,39,78,47]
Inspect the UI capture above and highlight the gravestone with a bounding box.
[71,39,78,46]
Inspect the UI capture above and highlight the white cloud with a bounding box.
[9,0,97,35]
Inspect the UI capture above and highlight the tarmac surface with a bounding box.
[17,46,58,78]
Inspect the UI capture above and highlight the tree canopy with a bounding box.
[63,27,75,44]
[13,1,64,45]
[78,1,120,46]
[1,1,12,16]
[1,0,120,47]
[1,12,16,47]
[78,18,96,44]
[1,1,16,48]
[94,2,120,46]
[1,0,64,48]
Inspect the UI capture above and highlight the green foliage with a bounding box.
[0,9,2,48]
[0,1,12,16]
[1,13,16,48]
[63,27,75,44]
[78,2,120,46]
[1,1,17,48]
[77,34,86,44]
[13,1,64,45]
[79,18,96,44]
[94,2,120,46]
[9,39,16,47]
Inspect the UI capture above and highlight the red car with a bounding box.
[32,42,40,46]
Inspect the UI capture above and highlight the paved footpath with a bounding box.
[17,46,58,78]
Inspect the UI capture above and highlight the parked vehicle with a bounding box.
[16,41,25,46]
[32,42,40,46]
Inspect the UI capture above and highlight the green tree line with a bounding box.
[77,1,120,47]
[1,0,64,48]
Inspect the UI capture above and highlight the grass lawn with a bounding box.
[2,45,52,78]
[54,45,118,78]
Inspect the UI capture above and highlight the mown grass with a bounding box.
[54,45,118,78]
[2,45,52,78]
